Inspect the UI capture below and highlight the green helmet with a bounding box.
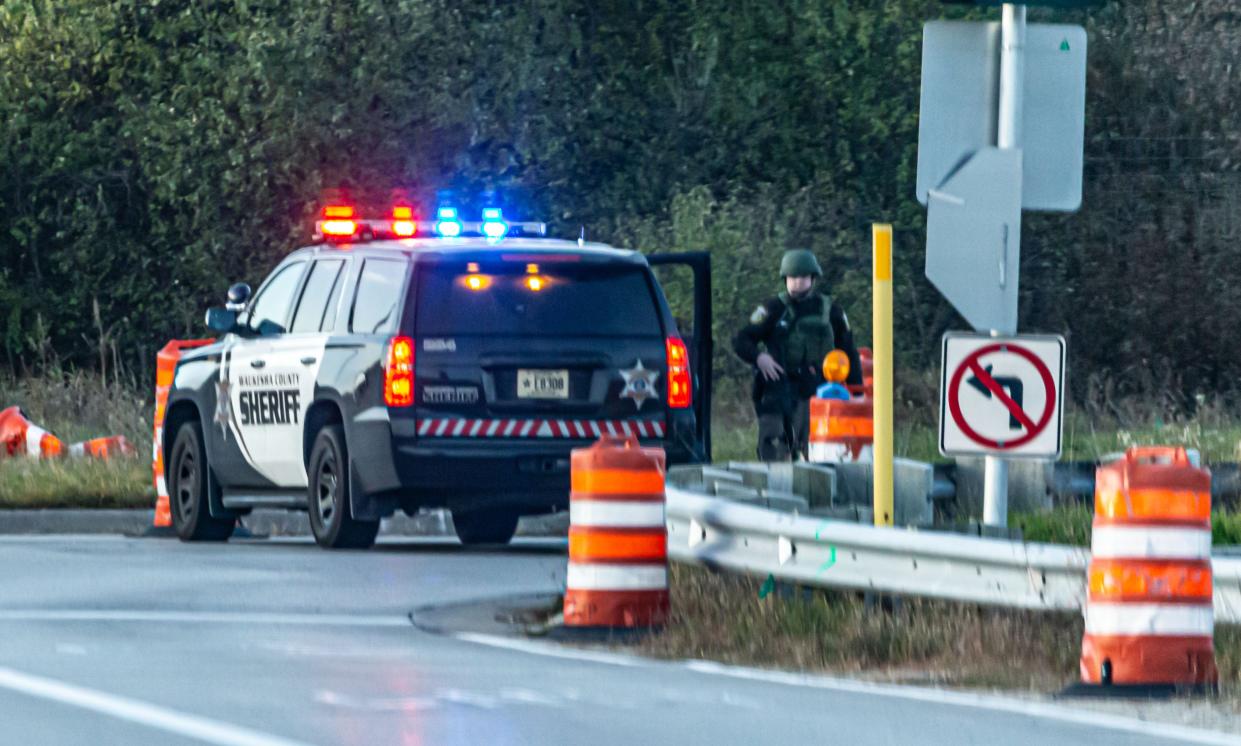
[779,249,822,278]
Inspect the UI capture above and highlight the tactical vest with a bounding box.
[774,292,835,373]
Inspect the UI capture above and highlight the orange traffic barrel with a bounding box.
[67,435,135,460]
[152,339,215,528]
[0,406,63,458]
[847,347,875,399]
[808,397,873,463]
[563,436,668,629]
[1079,446,1217,690]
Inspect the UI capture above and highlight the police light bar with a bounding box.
[311,204,547,243]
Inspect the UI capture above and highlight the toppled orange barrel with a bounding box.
[1080,446,1217,689]
[152,339,215,528]
[67,435,134,459]
[563,436,668,628]
[808,397,873,463]
[0,406,63,458]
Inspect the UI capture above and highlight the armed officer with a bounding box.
[733,249,863,461]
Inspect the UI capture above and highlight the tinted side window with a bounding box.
[247,262,305,334]
[291,259,344,333]
[350,258,406,334]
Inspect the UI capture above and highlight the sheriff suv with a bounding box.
[162,204,711,549]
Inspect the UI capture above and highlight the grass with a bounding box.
[645,563,1241,696]
[643,564,1082,690]
[1013,507,1241,548]
[0,458,152,509]
[0,373,151,509]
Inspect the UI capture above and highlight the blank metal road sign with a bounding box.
[917,21,1088,212]
[939,333,1066,459]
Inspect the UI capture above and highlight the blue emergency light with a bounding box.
[481,207,508,240]
[435,207,463,238]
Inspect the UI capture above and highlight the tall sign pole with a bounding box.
[983,3,1027,527]
[920,0,1089,528]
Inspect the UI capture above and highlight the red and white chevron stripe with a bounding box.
[416,417,665,439]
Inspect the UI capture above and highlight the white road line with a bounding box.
[455,633,1240,746]
[0,610,412,627]
[0,666,312,746]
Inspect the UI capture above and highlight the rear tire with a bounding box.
[307,424,379,549]
[452,509,519,546]
[169,421,236,542]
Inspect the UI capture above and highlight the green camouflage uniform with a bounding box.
[732,251,862,461]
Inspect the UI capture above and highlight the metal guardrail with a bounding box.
[667,485,1241,622]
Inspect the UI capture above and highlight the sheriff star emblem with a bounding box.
[214,379,233,431]
[619,359,660,411]
[214,349,234,432]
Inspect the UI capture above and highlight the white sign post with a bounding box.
[919,3,1086,527]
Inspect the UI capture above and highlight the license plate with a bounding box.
[517,369,569,399]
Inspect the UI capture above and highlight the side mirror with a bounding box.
[205,307,239,334]
[256,319,285,336]
[227,282,252,309]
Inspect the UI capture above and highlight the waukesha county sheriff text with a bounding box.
[237,373,300,425]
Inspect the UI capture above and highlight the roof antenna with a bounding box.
[578,226,586,247]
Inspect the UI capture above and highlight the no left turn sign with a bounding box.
[939,333,1066,458]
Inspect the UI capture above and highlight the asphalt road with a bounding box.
[0,534,1229,746]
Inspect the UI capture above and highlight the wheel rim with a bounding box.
[175,447,196,520]
[316,452,338,526]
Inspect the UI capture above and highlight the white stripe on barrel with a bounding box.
[565,563,667,591]
[569,501,665,528]
[25,426,47,457]
[1091,525,1211,560]
[1085,603,1214,637]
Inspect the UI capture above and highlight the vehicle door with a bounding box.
[262,256,348,487]
[647,252,713,457]
[223,259,307,487]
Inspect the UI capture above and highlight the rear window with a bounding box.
[415,262,662,337]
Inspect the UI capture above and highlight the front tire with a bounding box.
[169,420,236,542]
[307,424,379,549]
[452,508,519,546]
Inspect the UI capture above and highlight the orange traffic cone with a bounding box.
[0,406,64,458]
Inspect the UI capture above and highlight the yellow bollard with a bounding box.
[872,224,894,527]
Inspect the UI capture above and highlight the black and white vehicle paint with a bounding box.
[163,237,711,549]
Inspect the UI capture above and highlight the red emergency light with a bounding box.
[320,205,357,238]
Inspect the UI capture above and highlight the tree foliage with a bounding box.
[0,0,1236,408]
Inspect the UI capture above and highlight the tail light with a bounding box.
[384,336,415,407]
[666,337,691,409]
